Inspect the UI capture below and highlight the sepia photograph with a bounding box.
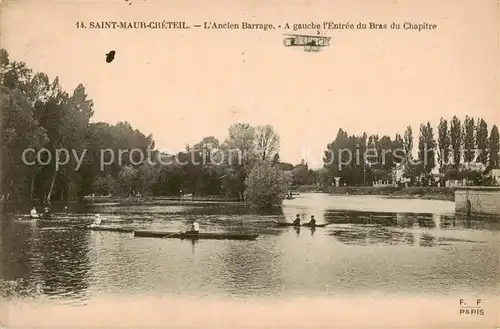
[0,1,499,328]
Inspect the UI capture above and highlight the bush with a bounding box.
[245,161,291,208]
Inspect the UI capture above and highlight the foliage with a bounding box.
[489,125,499,169]
[463,115,475,163]
[475,118,488,165]
[320,116,498,187]
[403,126,413,156]
[92,175,117,195]
[255,125,280,161]
[437,118,450,172]
[418,122,436,174]
[450,116,462,168]
[245,160,292,207]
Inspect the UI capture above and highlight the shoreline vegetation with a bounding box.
[79,187,457,205]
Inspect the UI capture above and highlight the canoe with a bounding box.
[32,213,51,220]
[80,226,135,233]
[273,221,328,228]
[133,230,258,241]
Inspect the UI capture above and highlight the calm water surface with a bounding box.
[1,193,499,305]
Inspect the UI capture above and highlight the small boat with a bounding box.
[273,220,328,228]
[35,213,51,220]
[79,225,135,233]
[133,230,258,241]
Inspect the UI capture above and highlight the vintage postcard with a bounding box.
[0,0,499,328]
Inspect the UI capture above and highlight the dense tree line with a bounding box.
[1,48,293,209]
[321,116,499,186]
[1,49,154,207]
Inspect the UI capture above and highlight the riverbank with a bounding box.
[83,195,241,205]
[290,185,456,201]
[325,186,456,201]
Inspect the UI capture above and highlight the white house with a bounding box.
[460,162,487,172]
[391,163,411,186]
[489,169,500,185]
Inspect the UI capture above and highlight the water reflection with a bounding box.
[1,220,91,301]
[324,209,500,231]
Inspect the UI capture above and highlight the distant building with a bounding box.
[373,180,392,187]
[460,162,487,172]
[488,169,500,185]
[432,173,445,186]
[391,163,410,186]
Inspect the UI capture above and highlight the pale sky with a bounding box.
[1,0,499,168]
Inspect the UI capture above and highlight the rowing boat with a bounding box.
[133,230,259,241]
[79,226,135,233]
[273,220,328,228]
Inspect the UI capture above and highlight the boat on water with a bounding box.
[133,230,259,241]
[82,226,135,233]
[76,226,258,240]
[273,220,329,228]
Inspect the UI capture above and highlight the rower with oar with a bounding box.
[292,214,301,226]
[306,215,316,227]
[30,206,39,219]
[162,219,200,239]
[90,214,102,228]
[188,219,200,234]
[40,207,51,220]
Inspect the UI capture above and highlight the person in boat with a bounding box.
[30,207,38,218]
[90,214,102,228]
[186,219,199,234]
[41,207,51,219]
[293,214,301,226]
[307,215,316,227]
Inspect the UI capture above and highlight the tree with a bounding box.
[463,115,475,163]
[255,125,280,161]
[323,130,371,186]
[0,85,48,203]
[1,47,160,208]
[194,136,220,165]
[92,175,117,195]
[403,161,425,185]
[378,135,394,171]
[437,117,450,172]
[418,122,436,175]
[292,160,309,185]
[307,169,319,185]
[245,161,291,208]
[118,165,140,195]
[403,126,413,158]
[392,133,404,165]
[221,123,258,200]
[450,116,462,168]
[475,118,488,165]
[224,123,257,163]
[489,125,499,169]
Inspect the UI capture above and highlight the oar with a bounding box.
[162,231,183,239]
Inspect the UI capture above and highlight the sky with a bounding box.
[1,0,499,168]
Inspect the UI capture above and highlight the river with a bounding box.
[1,193,498,327]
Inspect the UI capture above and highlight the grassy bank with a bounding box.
[325,186,457,201]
